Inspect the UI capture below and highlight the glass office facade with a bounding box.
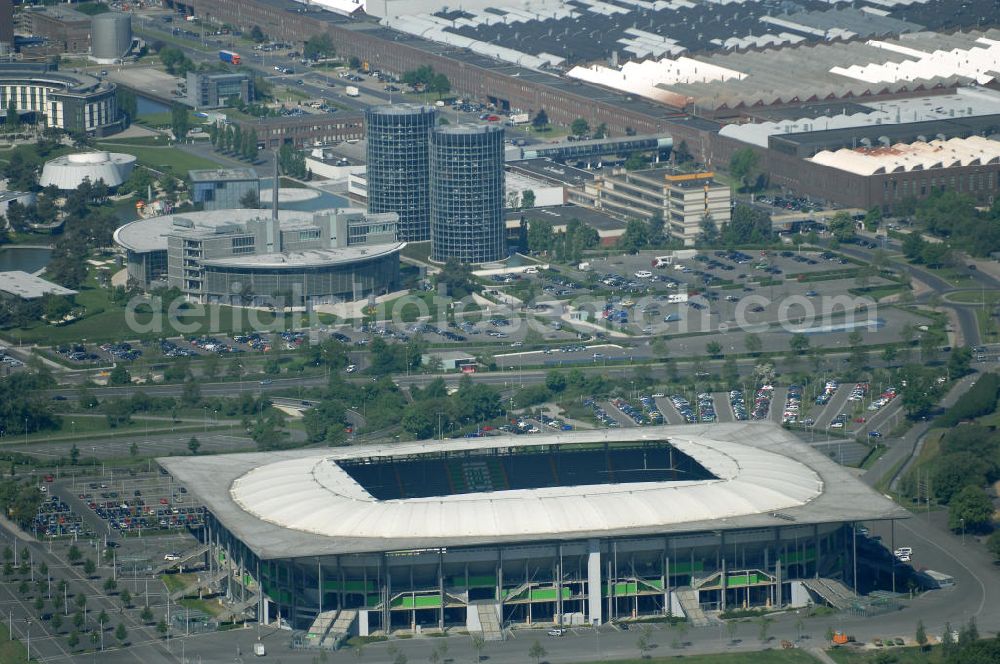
[364,105,436,242]
[430,124,506,264]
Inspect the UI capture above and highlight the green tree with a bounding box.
[570,118,590,136]
[5,97,20,133]
[82,558,96,577]
[140,605,154,623]
[902,232,926,262]
[624,151,649,171]
[789,333,810,354]
[698,215,720,245]
[68,630,80,649]
[744,333,762,356]
[156,618,168,638]
[187,436,201,455]
[108,364,131,386]
[545,371,567,393]
[864,207,882,231]
[250,25,266,42]
[51,611,63,633]
[520,189,535,210]
[170,104,189,143]
[987,531,1000,562]
[103,576,117,593]
[828,211,856,243]
[303,33,335,60]
[619,218,650,254]
[67,545,81,564]
[120,588,132,607]
[532,109,548,129]
[916,620,928,652]
[729,147,759,192]
[529,639,547,664]
[115,622,127,645]
[948,485,994,532]
[758,616,773,643]
[471,634,485,662]
[706,341,722,358]
[948,346,972,378]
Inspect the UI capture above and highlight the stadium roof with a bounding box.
[159,423,908,559]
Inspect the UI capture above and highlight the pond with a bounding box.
[136,95,171,116]
[0,246,52,274]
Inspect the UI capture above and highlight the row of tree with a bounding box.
[521,217,600,262]
[207,122,259,162]
[400,66,451,97]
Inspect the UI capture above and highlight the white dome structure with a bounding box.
[40,152,136,190]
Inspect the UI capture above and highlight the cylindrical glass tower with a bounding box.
[364,104,436,242]
[430,124,506,264]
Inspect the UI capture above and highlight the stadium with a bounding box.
[159,423,906,641]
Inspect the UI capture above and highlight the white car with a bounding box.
[345,364,357,373]
[634,270,652,279]
[163,553,181,561]
[547,629,566,637]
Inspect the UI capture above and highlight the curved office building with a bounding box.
[0,64,123,136]
[430,124,506,264]
[364,104,436,242]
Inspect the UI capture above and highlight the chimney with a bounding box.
[271,150,280,252]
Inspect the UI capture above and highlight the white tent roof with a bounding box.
[228,429,822,542]
[160,422,908,558]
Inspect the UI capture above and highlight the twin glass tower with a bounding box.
[365,105,506,263]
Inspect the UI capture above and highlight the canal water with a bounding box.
[0,247,52,274]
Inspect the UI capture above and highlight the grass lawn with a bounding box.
[5,267,316,344]
[94,142,221,174]
[577,650,815,664]
[178,597,226,618]
[401,241,433,264]
[826,644,942,663]
[944,289,1000,305]
[99,135,173,148]
[0,627,29,663]
[160,572,198,595]
[975,309,1000,344]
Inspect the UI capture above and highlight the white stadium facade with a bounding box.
[159,423,906,639]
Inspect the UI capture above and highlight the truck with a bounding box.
[218,50,241,65]
[253,641,266,656]
[509,112,530,125]
[345,86,360,97]
[666,293,688,303]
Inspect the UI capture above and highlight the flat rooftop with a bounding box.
[113,208,343,254]
[200,242,404,269]
[505,204,626,234]
[507,159,595,187]
[159,423,908,560]
[0,271,77,299]
[188,168,259,183]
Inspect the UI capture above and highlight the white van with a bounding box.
[634,270,652,279]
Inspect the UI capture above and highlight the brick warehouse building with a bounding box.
[164,0,675,135]
[166,0,1000,211]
